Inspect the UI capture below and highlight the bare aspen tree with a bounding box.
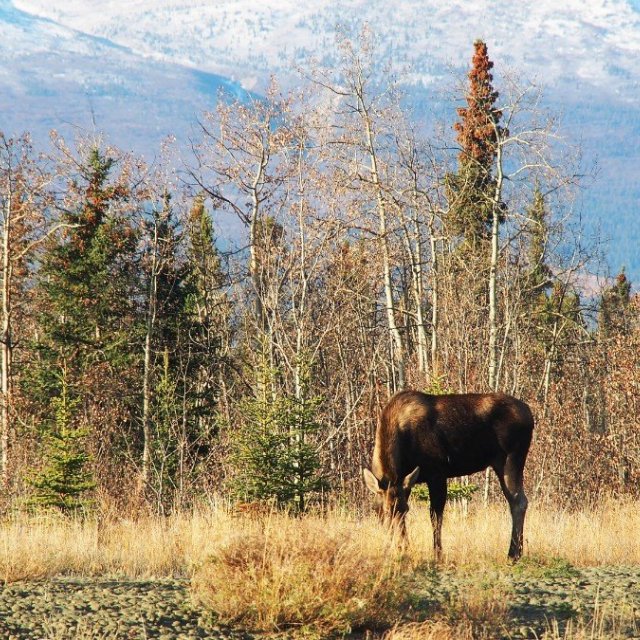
[396,134,430,378]
[0,133,54,485]
[487,132,504,391]
[394,125,448,382]
[313,30,407,391]
[190,83,292,358]
[139,189,170,490]
[492,79,580,389]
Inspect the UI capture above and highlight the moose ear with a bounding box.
[403,466,420,490]
[363,468,382,494]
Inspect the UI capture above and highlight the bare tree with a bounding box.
[0,133,55,485]
[189,82,294,357]
[312,30,407,391]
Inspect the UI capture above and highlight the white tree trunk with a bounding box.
[488,143,504,392]
[249,154,267,334]
[406,217,429,377]
[141,215,159,490]
[429,226,440,379]
[1,190,12,485]
[360,96,405,389]
[485,139,504,503]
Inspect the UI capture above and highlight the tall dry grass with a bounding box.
[192,513,413,634]
[2,498,637,583]
[383,610,639,640]
[541,602,639,640]
[405,498,640,566]
[0,506,222,582]
[0,499,638,633]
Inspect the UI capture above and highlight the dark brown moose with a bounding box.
[363,390,534,560]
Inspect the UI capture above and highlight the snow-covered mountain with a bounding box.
[0,0,248,156]
[3,0,640,280]
[11,0,640,100]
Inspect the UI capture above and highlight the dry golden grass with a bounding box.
[192,512,413,633]
[405,498,640,566]
[384,609,640,640]
[383,620,477,640]
[382,595,638,640]
[540,600,639,640]
[379,580,511,640]
[0,506,225,582]
[0,498,638,635]
[1,498,638,583]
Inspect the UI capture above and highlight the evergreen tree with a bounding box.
[183,193,228,429]
[141,192,228,509]
[599,269,632,337]
[187,194,223,317]
[26,144,139,498]
[33,146,137,395]
[447,40,505,247]
[524,187,553,298]
[539,282,584,377]
[28,371,95,513]
[521,187,555,346]
[231,348,326,511]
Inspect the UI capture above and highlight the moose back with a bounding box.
[363,389,534,560]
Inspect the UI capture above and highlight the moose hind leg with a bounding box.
[508,488,528,560]
[496,455,528,560]
[427,477,447,562]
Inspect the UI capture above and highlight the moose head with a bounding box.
[363,466,420,535]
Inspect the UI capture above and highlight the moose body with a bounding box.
[363,390,534,560]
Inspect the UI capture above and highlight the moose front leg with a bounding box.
[427,477,447,561]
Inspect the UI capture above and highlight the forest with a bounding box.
[0,34,638,518]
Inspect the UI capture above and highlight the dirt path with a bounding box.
[415,563,640,638]
[0,565,638,639]
[0,578,251,639]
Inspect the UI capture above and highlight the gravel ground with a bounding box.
[0,578,253,640]
[0,565,638,639]
[416,564,640,638]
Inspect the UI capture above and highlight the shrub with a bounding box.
[192,514,412,634]
[412,481,479,505]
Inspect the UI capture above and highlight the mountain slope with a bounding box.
[11,0,640,100]
[4,0,640,280]
[0,0,248,156]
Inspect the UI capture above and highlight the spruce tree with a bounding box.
[524,188,553,295]
[28,371,95,513]
[599,270,632,337]
[231,348,326,511]
[34,146,137,393]
[522,187,554,340]
[27,144,139,498]
[184,193,227,429]
[448,40,504,247]
[140,192,227,509]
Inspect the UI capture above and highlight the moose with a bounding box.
[363,390,534,560]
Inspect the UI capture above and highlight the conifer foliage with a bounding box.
[231,350,326,511]
[27,143,139,505]
[448,40,505,245]
[600,270,632,337]
[28,371,95,513]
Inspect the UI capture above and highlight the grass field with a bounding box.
[0,499,638,638]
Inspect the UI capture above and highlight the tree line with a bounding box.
[0,35,637,515]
